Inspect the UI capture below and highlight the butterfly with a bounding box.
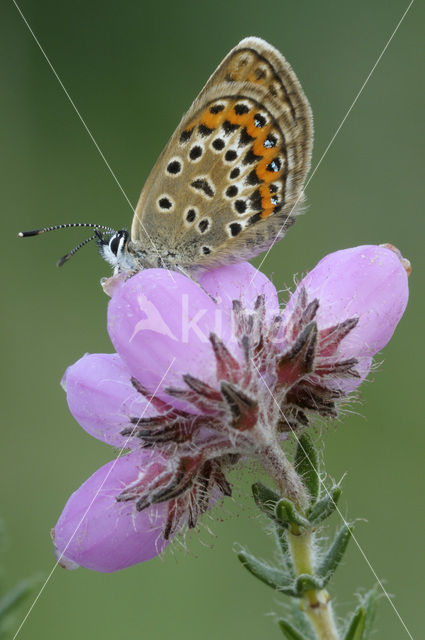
[20,37,313,275]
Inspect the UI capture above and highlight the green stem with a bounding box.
[258,438,341,639]
[287,525,339,640]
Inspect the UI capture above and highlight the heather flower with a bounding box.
[53,450,170,572]
[53,245,408,572]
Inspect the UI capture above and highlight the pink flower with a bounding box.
[53,245,409,572]
[53,451,170,572]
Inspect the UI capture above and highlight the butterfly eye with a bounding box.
[110,231,128,256]
[109,234,121,255]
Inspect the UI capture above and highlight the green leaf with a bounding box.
[294,434,320,504]
[344,608,365,640]
[361,588,378,639]
[295,573,324,595]
[237,549,297,595]
[285,600,316,640]
[0,579,35,620]
[0,576,40,638]
[252,483,281,521]
[275,498,310,528]
[275,525,294,575]
[307,486,341,524]
[278,618,308,640]
[343,588,379,640]
[317,524,352,585]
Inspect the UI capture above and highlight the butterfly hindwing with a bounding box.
[131,37,313,270]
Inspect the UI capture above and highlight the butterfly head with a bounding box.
[18,223,140,273]
[96,228,139,273]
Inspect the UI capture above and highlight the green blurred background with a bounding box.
[1,1,423,638]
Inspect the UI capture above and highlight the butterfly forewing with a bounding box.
[131,37,313,271]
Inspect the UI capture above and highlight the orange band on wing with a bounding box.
[184,98,286,221]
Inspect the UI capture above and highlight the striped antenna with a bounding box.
[57,234,99,267]
[17,222,116,238]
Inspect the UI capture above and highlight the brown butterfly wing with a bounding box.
[131,37,313,270]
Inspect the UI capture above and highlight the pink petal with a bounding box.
[107,269,237,395]
[62,353,155,448]
[53,451,170,572]
[300,245,408,357]
[286,245,409,390]
[199,262,279,318]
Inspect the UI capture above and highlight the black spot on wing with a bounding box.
[239,128,254,146]
[234,103,250,115]
[212,138,225,150]
[186,209,196,223]
[243,148,262,165]
[180,128,193,144]
[248,212,262,226]
[210,104,225,114]
[222,120,240,134]
[189,146,202,160]
[246,169,263,186]
[224,149,237,162]
[267,157,282,172]
[158,197,172,210]
[167,160,182,175]
[199,124,214,137]
[226,185,238,197]
[229,222,242,236]
[264,134,277,148]
[234,200,247,214]
[198,219,210,233]
[191,178,215,198]
[249,189,263,211]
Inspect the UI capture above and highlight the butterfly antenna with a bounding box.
[57,234,99,267]
[18,222,116,238]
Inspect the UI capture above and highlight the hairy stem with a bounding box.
[258,441,309,511]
